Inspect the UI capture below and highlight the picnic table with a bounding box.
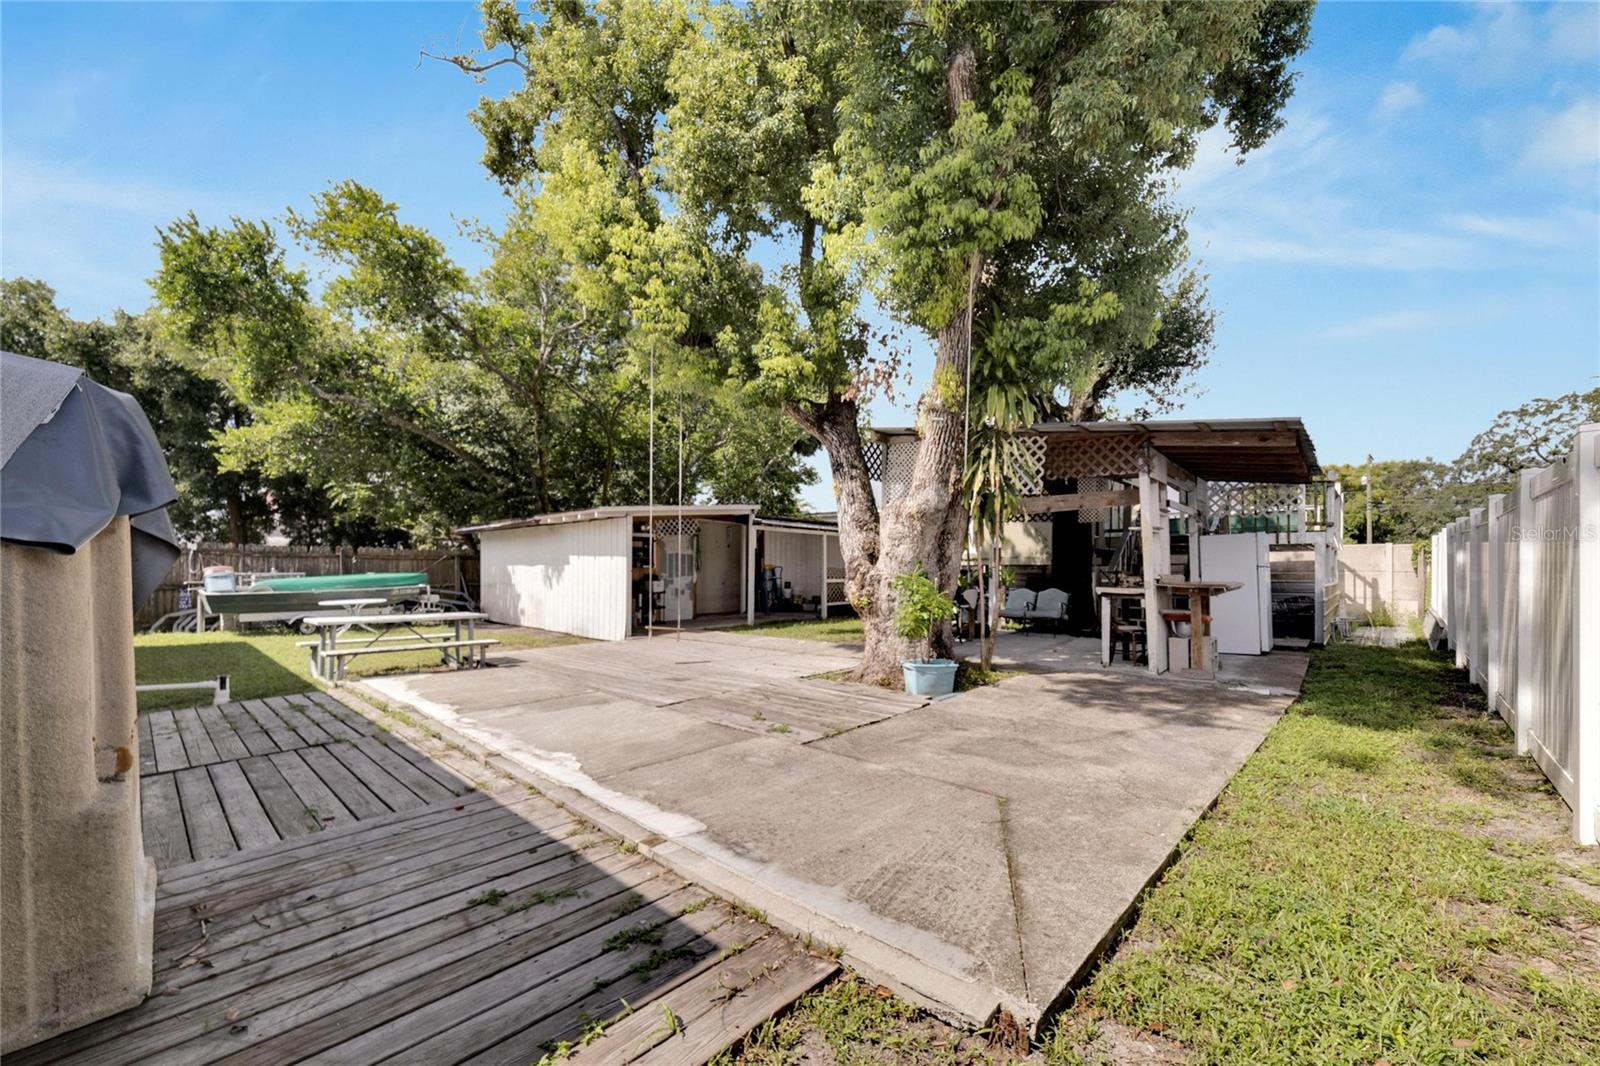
[300,610,497,682]
[319,596,391,634]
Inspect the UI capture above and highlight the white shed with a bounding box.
[461,505,846,641]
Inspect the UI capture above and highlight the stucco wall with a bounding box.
[1340,542,1423,622]
[2,517,156,1052]
[478,518,632,640]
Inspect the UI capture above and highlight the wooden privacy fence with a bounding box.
[1430,424,1599,845]
[136,543,480,630]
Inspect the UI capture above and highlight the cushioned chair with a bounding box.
[1023,588,1070,633]
[999,588,1035,628]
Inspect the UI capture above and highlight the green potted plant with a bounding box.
[892,566,958,696]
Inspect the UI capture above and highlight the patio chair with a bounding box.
[1023,588,1070,633]
[999,588,1035,630]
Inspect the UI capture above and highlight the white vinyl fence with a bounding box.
[1430,424,1599,845]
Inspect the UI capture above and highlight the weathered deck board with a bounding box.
[193,704,253,762]
[354,734,461,803]
[25,689,820,1066]
[236,754,318,839]
[137,714,158,775]
[217,701,277,756]
[171,707,221,766]
[327,741,428,812]
[295,743,392,820]
[238,698,302,751]
[264,695,334,746]
[282,692,365,742]
[265,749,354,830]
[140,772,190,867]
[146,709,189,773]
[206,760,280,852]
[172,766,235,861]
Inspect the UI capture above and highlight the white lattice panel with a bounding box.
[648,518,701,537]
[883,439,918,505]
[1077,475,1112,526]
[1015,434,1046,497]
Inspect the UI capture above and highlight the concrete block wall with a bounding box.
[1339,542,1422,622]
[2,518,156,1052]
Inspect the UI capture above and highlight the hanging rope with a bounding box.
[676,398,686,638]
[647,346,655,640]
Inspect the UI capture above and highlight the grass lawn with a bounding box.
[133,625,582,711]
[726,642,1600,1065]
[730,616,865,642]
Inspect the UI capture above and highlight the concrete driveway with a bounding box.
[363,630,1305,1033]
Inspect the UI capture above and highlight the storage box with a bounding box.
[1168,636,1219,673]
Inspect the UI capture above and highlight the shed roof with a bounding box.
[459,504,838,536]
[872,417,1323,483]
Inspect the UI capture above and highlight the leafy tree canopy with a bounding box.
[152,182,817,542]
[441,0,1313,678]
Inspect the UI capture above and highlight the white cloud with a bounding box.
[1404,3,1598,80]
[1373,81,1424,120]
[1,154,229,219]
[1314,309,1453,342]
[1521,98,1600,174]
[1451,208,1600,248]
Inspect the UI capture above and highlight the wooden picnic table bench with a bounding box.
[301,610,497,681]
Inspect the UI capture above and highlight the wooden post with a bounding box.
[746,518,757,626]
[820,533,829,619]
[1139,451,1170,675]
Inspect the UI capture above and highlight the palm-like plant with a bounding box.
[963,386,1035,670]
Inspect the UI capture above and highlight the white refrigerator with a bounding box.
[1194,531,1273,655]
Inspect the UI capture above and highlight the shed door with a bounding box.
[661,534,696,622]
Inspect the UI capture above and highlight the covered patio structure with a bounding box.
[868,417,1342,675]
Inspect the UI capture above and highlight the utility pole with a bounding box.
[1364,454,1374,544]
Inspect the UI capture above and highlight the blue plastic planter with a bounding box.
[902,658,958,697]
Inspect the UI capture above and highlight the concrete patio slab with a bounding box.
[363,629,1304,1033]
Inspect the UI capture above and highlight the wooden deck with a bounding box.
[135,693,481,866]
[16,691,837,1064]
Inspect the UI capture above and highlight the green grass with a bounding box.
[1041,641,1600,1065]
[133,626,582,711]
[729,617,865,642]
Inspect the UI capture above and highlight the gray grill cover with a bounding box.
[1,351,181,607]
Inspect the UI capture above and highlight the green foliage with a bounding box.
[151,183,817,540]
[889,565,954,645]
[448,0,1311,508]
[1454,388,1599,488]
[0,278,380,543]
[1330,389,1599,545]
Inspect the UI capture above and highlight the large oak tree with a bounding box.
[445,0,1313,680]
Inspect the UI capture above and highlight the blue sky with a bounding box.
[3,1,1597,513]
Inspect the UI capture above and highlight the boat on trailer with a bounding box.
[197,571,430,630]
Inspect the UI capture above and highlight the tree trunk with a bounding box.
[783,41,986,687]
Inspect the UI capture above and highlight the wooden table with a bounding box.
[1096,586,1147,666]
[302,611,493,681]
[1155,578,1241,673]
